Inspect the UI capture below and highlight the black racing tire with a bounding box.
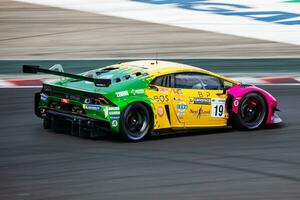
[119,103,152,141]
[43,118,51,129]
[234,93,267,130]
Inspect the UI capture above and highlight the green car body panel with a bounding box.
[39,64,155,134]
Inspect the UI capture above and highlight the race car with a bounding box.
[23,60,282,141]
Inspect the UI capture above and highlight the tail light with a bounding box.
[61,98,69,104]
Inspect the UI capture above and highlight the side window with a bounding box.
[175,73,222,90]
[223,80,234,89]
[151,75,173,87]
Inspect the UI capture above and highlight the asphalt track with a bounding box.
[0,85,300,200]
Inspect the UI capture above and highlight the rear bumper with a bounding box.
[35,92,111,133]
[45,109,111,131]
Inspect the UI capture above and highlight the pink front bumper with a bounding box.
[227,84,281,125]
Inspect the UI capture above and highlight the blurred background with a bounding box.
[1,0,300,199]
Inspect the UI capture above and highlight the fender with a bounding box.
[227,85,278,124]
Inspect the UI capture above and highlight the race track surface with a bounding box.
[0,85,300,200]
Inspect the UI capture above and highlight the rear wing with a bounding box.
[22,65,111,87]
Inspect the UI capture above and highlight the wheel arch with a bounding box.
[119,100,154,141]
[122,99,154,130]
[227,85,277,125]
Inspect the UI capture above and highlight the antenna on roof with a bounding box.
[155,48,158,65]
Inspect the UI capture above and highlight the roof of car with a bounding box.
[119,60,208,75]
[117,60,238,84]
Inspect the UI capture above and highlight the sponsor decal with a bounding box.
[212,98,226,103]
[153,95,169,103]
[41,93,48,101]
[108,107,120,111]
[174,97,183,101]
[131,89,145,95]
[190,107,210,118]
[111,120,118,127]
[83,104,102,111]
[110,116,120,120]
[109,111,121,115]
[173,89,183,95]
[192,98,211,105]
[157,106,164,117]
[158,88,169,92]
[233,99,239,107]
[116,91,129,97]
[177,101,188,117]
[104,107,109,118]
[198,91,210,98]
[211,98,226,118]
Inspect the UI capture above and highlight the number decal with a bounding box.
[211,98,225,118]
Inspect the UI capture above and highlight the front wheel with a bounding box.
[234,93,267,130]
[120,103,152,141]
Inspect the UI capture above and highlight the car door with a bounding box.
[147,75,182,129]
[170,72,228,128]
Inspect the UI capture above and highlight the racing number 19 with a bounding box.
[211,98,225,118]
[213,104,224,117]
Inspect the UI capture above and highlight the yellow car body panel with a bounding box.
[121,60,237,130]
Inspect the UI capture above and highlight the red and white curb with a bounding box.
[234,77,300,85]
[0,77,299,88]
[0,79,48,88]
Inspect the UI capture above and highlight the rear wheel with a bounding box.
[234,93,267,130]
[120,103,152,141]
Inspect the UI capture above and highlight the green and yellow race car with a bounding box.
[23,60,281,141]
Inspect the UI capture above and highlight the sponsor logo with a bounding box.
[193,98,211,105]
[158,88,169,92]
[190,107,210,118]
[177,101,188,117]
[153,95,169,103]
[41,93,48,101]
[233,99,239,107]
[109,111,121,115]
[84,104,102,111]
[157,106,164,117]
[108,107,120,111]
[131,89,145,95]
[111,120,118,127]
[173,89,183,95]
[116,91,129,97]
[212,98,226,103]
[110,116,120,120]
[174,97,183,101]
